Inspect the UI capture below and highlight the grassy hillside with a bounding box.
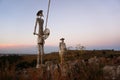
[0,50,120,80]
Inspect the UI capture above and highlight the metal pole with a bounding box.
[45,0,51,28]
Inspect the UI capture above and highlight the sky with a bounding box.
[0,0,120,53]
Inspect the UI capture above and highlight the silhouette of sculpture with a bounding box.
[33,10,44,68]
[59,38,67,64]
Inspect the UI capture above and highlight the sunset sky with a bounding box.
[0,0,120,53]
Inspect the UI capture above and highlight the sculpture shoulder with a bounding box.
[36,18,44,22]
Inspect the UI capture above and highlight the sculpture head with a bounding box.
[60,38,65,41]
[37,10,43,17]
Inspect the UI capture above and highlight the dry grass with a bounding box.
[0,50,120,80]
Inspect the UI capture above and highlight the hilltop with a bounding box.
[0,50,120,80]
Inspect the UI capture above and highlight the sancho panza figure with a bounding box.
[33,10,44,68]
[59,38,67,64]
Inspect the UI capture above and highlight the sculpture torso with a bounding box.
[37,18,44,44]
[59,42,66,52]
[37,18,44,36]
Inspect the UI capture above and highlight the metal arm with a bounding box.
[33,18,37,35]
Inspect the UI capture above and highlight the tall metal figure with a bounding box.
[59,38,67,64]
[33,0,51,68]
[33,10,45,68]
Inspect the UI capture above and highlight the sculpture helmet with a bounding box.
[37,10,43,16]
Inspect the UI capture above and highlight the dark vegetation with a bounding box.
[0,50,120,80]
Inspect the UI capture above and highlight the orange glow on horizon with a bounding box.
[0,44,34,48]
[0,43,57,49]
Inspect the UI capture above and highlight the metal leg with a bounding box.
[36,44,41,68]
[61,53,63,64]
[41,44,44,65]
[36,40,44,68]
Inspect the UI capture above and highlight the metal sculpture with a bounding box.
[33,0,51,68]
[59,38,67,64]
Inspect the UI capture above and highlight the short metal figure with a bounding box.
[33,10,44,68]
[59,38,67,64]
